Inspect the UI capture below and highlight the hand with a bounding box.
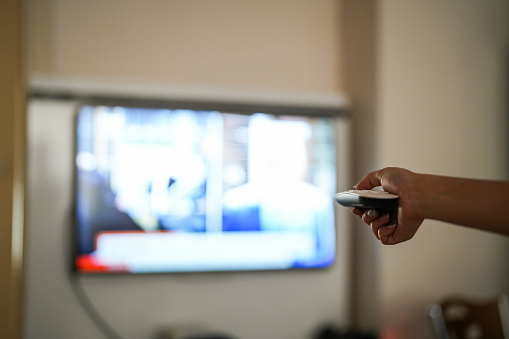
[352,167,425,245]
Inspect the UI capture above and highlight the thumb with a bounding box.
[355,169,384,190]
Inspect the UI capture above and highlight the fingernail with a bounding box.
[366,209,377,218]
[380,213,390,221]
[385,224,396,228]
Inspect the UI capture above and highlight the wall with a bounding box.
[342,0,509,336]
[376,1,509,338]
[25,1,509,338]
[24,1,349,339]
[341,1,381,330]
[28,0,342,93]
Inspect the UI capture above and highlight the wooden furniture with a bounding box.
[427,294,509,339]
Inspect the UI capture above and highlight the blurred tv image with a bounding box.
[74,104,338,273]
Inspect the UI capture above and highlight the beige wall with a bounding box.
[25,2,348,339]
[29,0,342,94]
[342,0,381,330]
[343,0,509,337]
[376,1,509,338]
[25,0,509,338]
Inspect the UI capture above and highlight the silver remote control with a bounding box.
[334,190,399,208]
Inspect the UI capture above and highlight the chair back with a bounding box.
[427,294,509,339]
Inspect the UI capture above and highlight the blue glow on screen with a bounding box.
[74,105,337,273]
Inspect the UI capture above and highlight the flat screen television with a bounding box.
[73,102,340,273]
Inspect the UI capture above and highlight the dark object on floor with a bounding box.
[314,324,377,339]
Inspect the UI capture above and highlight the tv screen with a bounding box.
[73,103,338,273]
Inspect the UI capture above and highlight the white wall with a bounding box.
[376,1,509,338]
[24,2,349,339]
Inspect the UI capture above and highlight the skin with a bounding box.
[352,167,509,245]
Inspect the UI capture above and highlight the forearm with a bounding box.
[416,174,509,235]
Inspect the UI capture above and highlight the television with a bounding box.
[73,102,340,274]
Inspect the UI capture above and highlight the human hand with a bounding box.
[352,167,425,245]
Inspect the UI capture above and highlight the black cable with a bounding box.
[64,206,124,339]
[68,273,124,339]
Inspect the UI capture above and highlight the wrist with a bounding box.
[406,172,429,221]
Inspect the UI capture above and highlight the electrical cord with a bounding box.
[68,273,124,339]
[65,208,124,339]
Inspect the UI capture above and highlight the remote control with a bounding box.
[334,190,399,209]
